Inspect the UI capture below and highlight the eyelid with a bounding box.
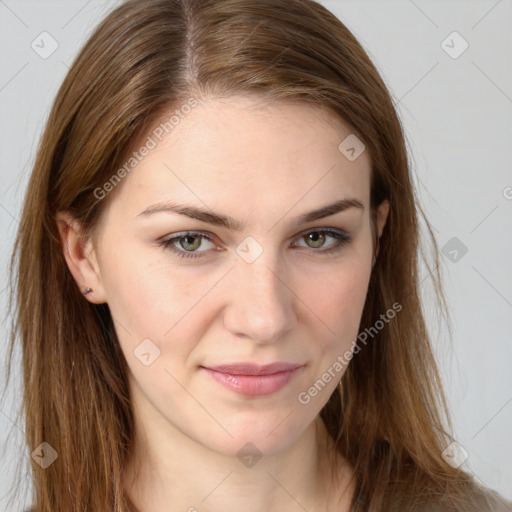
[291,227,351,249]
[159,227,348,244]
[159,231,217,250]
[159,227,352,259]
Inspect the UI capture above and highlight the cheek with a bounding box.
[100,239,218,366]
[303,253,372,353]
[98,240,174,343]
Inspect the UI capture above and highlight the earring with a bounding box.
[83,287,93,295]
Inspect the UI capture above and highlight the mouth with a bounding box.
[199,362,304,396]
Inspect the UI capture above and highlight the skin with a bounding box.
[57,95,390,512]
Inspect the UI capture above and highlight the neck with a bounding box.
[123,409,355,512]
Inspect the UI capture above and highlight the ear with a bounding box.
[372,199,390,267]
[56,212,107,304]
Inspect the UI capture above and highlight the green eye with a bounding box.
[295,229,352,252]
[160,232,215,259]
[159,228,352,260]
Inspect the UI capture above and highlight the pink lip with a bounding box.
[200,362,304,396]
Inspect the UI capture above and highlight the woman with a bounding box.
[5,0,511,510]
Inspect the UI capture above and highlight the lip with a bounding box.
[200,362,304,396]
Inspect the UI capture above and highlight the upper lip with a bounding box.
[202,362,303,375]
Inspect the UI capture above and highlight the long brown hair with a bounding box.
[3,0,508,511]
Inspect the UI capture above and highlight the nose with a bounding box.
[222,254,297,344]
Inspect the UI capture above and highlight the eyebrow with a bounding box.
[136,198,364,231]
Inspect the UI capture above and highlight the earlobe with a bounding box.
[56,212,107,304]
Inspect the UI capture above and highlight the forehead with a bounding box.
[104,96,371,219]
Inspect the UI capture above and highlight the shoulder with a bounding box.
[370,476,512,512]
[464,482,512,512]
[429,480,512,512]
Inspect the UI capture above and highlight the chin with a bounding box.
[194,409,313,459]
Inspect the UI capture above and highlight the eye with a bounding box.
[159,232,216,259]
[292,229,352,254]
[159,228,352,260]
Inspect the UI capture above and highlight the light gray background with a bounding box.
[1,0,511,510]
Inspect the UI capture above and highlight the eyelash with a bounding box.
[159,228,352,260]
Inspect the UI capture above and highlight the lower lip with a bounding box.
[201,367,302,396]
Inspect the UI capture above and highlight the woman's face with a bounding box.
[78,96,389,457]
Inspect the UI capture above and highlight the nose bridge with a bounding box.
[224,244,296,343]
